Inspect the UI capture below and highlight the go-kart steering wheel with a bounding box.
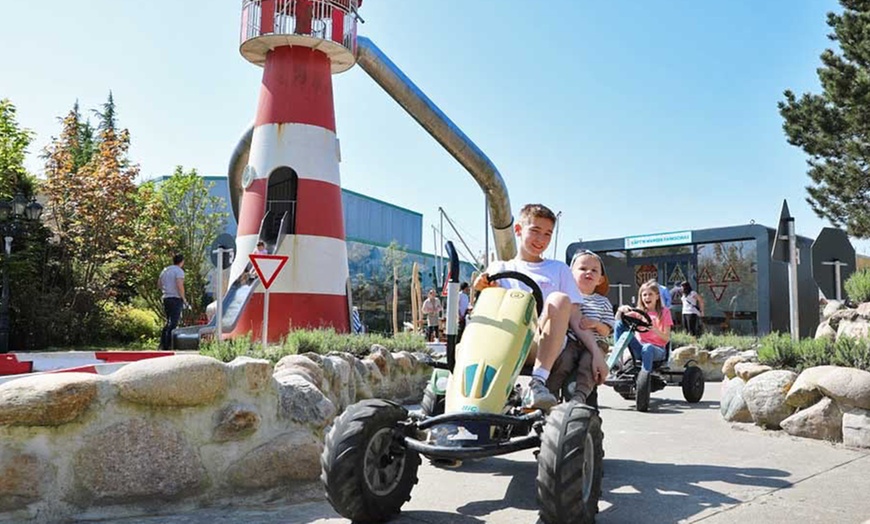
[487,271,544,317]
[621,307,652,332]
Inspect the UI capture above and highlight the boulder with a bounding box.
[321,354,354,412]
[814,322,837,341]
[226,356,273,393]
[836,319,870,341]
[735,362,772,382]
[0,373,101,426]
[822,300,845,319]
[275,373,336,428]
[785,366,840,409]
[274,354,323,388]
[0,452,53,511]
[111,355,228,407]
[857,302,870,319]
[227,431,322,489]
[720,377,752,423]
[842,408,870,448]
[815,367,870,410]
[743,370,798,429]
[722,354,753,380]
[74,419,205,503]
[780,397,842,442]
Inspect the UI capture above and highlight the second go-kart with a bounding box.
[321,242,604,523]
[604,307,705,412]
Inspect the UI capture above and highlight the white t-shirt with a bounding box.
[682,290,702,315]
[486,258,583,305]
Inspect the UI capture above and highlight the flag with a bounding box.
[352,307,363,334]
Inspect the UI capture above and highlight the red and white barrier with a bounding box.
[0,351,177,383]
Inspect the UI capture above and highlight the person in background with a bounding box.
[680,281,705,336]
[254,240,269,255]
[421,289,443,342]
[659,283,672,309]
[158,253,186,350]
[457,282,470,341]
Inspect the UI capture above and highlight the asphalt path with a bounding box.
[104,382,870,524]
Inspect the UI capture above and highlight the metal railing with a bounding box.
[240,0,359,53]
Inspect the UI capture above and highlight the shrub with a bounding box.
[795,337,835,372]
[200,329,427,363]
[844,268,870,303]
[670,331,757,352]
[101,302,161,344]
[832,336,870,371]
[757,332,801,370]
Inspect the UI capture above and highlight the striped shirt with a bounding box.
[581,293,615,342]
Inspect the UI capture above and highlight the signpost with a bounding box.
[611,283,632,306]
[249,254,289,348]
[209,234,236,343]
[812,227,856,302]
[771,200,799,341]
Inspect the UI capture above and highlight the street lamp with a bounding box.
[0,192,43,353]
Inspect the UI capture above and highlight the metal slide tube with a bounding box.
[355,36,516,261]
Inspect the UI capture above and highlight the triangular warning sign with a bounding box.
[721,264,740,283]
[250,254,289,290]
[709,284,727,301]
[697,267,714,284]
[668,264,686,284]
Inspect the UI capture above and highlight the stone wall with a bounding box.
[0,347,431,523]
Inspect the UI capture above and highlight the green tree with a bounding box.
[0,99,36,198]
[779,0,870,237]
[131,167,228,321]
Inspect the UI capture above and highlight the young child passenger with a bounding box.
[614,279,673,373]
[568,250,615,403]
[474,204,604,410]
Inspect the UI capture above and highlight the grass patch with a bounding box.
[670,332,758,352]
[199,328,428,364]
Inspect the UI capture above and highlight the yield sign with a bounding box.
[249,254,289,290]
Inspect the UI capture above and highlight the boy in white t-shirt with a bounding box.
[474,204,605,410]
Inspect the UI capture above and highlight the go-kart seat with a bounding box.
[629,341,672,371]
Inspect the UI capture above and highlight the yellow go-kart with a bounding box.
[321,242,604,524]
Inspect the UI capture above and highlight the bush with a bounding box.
[757,332,801,370]
[844,268,870,303]
[200,329,427,364]
[100,302,161,344]
[670,331,757,352]
[832,337,870,370]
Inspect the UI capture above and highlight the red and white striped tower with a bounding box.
[230,0,361,340]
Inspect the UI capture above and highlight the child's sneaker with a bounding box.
[523,377,558,411]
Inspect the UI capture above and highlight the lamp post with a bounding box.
[0,192,44,353]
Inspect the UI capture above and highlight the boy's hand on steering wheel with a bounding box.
[473,273,497,291]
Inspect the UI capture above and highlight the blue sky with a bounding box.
[2,0,860,259]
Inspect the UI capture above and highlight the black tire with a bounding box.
[636,370,651,412]
[421,386,445,417]
[537,401,604,524]
[321,399,420,523]
[682,366,705,403]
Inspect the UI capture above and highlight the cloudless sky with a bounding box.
[3,0,863,261]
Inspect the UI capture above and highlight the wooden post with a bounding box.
[392,266,399,336]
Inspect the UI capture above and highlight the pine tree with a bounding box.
[779,0,870,237]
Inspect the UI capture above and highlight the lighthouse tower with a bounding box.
[230,0,361,340]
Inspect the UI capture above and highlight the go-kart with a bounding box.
[321,242,604,523]
[603,307,705,412]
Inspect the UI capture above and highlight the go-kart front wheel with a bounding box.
[537,401,604,524]
[321,399,420,523]
[682,365,705,403]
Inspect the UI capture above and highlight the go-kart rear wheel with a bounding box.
[321,399,420,523]
[682,365,705,403]
[537,401,604,524]
[636,370,651,412]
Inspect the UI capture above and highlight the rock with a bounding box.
[823,300,845,319]
[836,319,870,341]
[0,452,53,511]
[74,419,205,503]
[722,354,754,379]
[720,377,752,423]
[227,431,322,489]
[781,397,843,442]
[735,362,772,382]
[393,352,415,372]
[0,373,101,426]
[275,373,336,428]
[321,355,353,411]
[842,408,870,448]
[743,370,798,429]
[786,366,840,409]
[857,302,870,319]
[274,354,323,388]
[814,322,837,341]
[213,403,260,442]
[226,356,273,393]
[367,347,393,377]
[815,367,870,410]
[111,355,228,407]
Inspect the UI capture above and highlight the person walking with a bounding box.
[421,289,443,342]
[158,253,187,350]
[680,281,705,337]
[458,282,471,341]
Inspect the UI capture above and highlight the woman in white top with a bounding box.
[680,281,705,337]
